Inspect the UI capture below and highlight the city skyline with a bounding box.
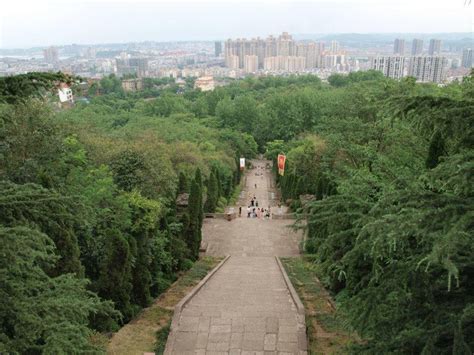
[1,0,472,49]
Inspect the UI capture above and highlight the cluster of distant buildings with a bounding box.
[223,32,349,74]
[0,33,471,90]
[371,38,472,83]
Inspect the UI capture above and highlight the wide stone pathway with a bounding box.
[165,160,306,354]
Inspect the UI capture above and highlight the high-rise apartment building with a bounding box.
[129,58,149,77]
[372,56,405,79]
[324,54,346,69]
[226,55,239,69]
[286,56,306,72]
[305,42,324,69]
[394,39,405,55]
[84,47,97,59]
[462,48,472,68]
[263,55,305,72]
[43,46,59,63]
[408,56,446,83]
[411,39,423,55]
[224,32,325,71]
[330,40,340,54]
[116,57,149,77]
[215,41,222,57]
[429,39,442,55]
[276,32,294,56]
[244,55,258,73]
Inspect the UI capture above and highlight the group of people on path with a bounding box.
[236,161,272,219]
[238,195,271,219]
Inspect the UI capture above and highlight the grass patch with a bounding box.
[107,256,222,354]
[281,256,359,354]
[154,321,171,355]
[90,331,109,351]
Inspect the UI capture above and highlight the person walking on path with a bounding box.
[239,206,242,217]
[255,183,257,189]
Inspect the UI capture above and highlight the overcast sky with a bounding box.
[0,0,472,48]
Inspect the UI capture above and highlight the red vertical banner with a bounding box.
[277,154,286,176]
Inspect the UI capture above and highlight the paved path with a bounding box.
[165,160,305,354]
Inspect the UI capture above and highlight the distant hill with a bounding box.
[294,32,473,48]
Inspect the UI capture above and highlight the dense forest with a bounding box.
[1,70,473,353]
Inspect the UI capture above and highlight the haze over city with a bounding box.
[1,0,472,48]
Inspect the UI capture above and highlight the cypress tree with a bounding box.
[204,170,218,213]
[130,232,152,308]
[215,168,223,199]
[195,168,204,228]
[234,157,241,184]
[186,168,203,259]
[177,172,189,193]
[97,230,133,321]
[225,175,233,198]
[295,176,306,197]
[316,175,325,200]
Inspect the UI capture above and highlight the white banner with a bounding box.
[240,158,245,170]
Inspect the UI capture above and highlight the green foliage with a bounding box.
[327,70,384,88]
[111,150,147,192]
[0,226,118,353]
[125,190,165,307]
[292,73,474,353]
[204,169,219,213]
[177,171,189,193]
[0,101,63,185]
[0,78,245,349]
[426,130,446,169]
[2,70,473,353]
[97,230,133,322]
[96,74,123,95]
[186,168,203,260]
[154,321,171,355]
[327,73,350,87]
[0,181,83,276]
[142,93,189,117]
